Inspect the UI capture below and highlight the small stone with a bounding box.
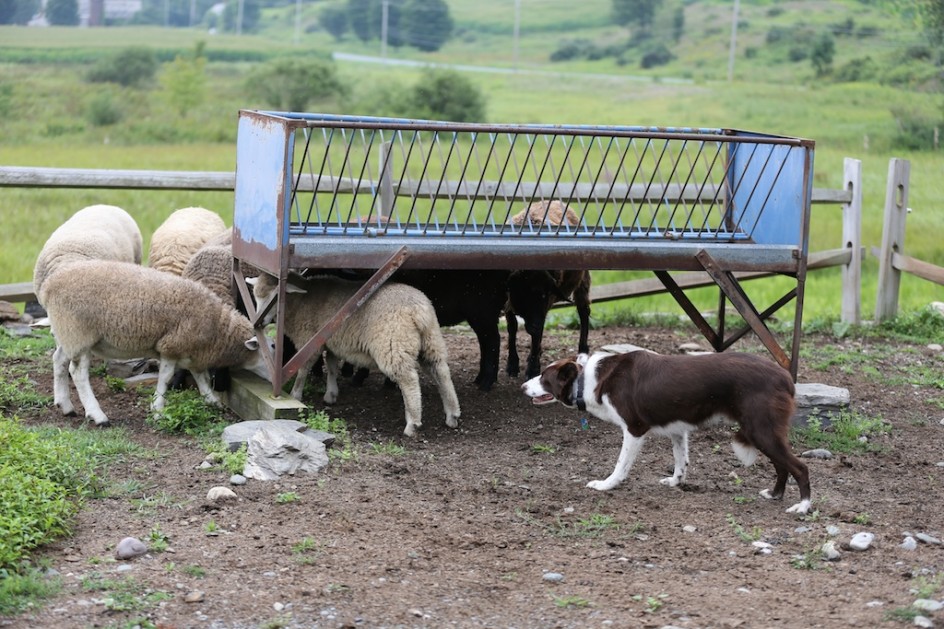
[273,602,284,612]
[184,591,205,603]
[794,526,811,534]
[821,540,841,561]
[915,533,942,545]
[826,525,841,537]
[800,449,833,459]
[927,343,942,352]
[913,615,934,628]
[230,474,247,486]
[542,572,565,583]
[114,537,148,560]
[197,461,213,470]
[866,601,884,608]
[207,486,237,502]
[114,564,134,573]
[913,599,944,613]
[848,532,874,551]
[900,536,918,551]
[682,525,697,533]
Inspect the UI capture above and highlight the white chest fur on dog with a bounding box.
[522,350,812,515]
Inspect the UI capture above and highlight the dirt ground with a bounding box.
[4,322,944,629]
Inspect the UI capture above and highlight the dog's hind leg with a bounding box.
[660,430,689,487]
[587,429,646,491]
[756,440,812,515]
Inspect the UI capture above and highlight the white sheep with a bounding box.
[148,206,227,276]
[247,272,461,437]
[182,237,259,308]
[33,204,143,300]
[40,260,270,426]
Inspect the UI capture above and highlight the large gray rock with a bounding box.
[242,423,329,481]
[793,382,850,427]
[222,419,310,452]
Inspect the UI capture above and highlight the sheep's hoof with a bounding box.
[446,414,459,429]
[89,418,111,428]
[57,404,77,417]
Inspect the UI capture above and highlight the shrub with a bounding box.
[85,92,123,126]
[833,56,877,83]
[245,57,345,113]
[640,43,674,69]
[45,0,78,25]
[402,0,453,52]
[86,47,158,88]
[319,3,348,41]
[550,39,594,62]
[408,69,486,122]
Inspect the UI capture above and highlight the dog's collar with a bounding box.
[574,368,587,411]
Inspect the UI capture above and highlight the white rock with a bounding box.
[229,474,247,486]
[752,541,773,555]
[682,525,697,533]
[826,525,841,537]
[821,540,841,561]
[913,599,944,613]
[900,536,918,551]
[849,532,875,551]
[207,486,237,502]
[915,533,942,545]
[542,572,565,582]
[801,449,833,459]
[913,615,934,628]
[928,343,943,352]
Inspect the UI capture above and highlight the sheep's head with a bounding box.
[507,271,569,336]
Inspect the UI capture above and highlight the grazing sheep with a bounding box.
[506,200,592,379]
[247,272,461,437]
[148,207,226,276]
[33,204,143,300]
[40,260,270,426]
[33,204,144,418]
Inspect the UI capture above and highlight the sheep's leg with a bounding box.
[323,352,340,404]
[151,357,178,413]
[384,366,422,437]
[575,279,592,354]
[469,318,500,391]
[523,312,547,379]
[290,362,310,401]
[191,370,222,407]
[52,345,76,416]
[427,359,461,429]
[68,352,110,426]
[505,311,521,377]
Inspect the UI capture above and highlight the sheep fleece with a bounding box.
[33,204,143,300]
[42,260,258,371]
[148,207,226,276]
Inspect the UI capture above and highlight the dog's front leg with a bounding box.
[660,431,689,487]
[587,429,646,491]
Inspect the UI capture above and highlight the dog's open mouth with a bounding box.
[530,394,556,406]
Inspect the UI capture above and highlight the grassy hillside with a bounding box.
[0,0,941,320]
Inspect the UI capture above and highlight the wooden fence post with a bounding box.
[841,157,862,325]
[874,158,911,322]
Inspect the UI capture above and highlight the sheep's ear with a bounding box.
[285,282,307,294]
[245,338,260,351]
[244,277,258,287]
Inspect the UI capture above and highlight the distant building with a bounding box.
[79,0,142,25]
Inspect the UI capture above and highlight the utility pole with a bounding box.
[727,0,740,81]
[237,0,244,35]
[513,0,520,70]
[294,0,302,45]
[381,0,389,58]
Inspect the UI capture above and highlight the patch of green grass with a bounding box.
[203,520,219,535]
[884,606,922,623]
[130,491,178,516]
[147,389,225,437]
[910,573,944,599]
[0,564,61,616]
[0,328,56,359]
[726,514,762,543]
[790,549,823,571]
[875,306,944,345]
[791,410,891,454]
[0,372,51,413]
[631,593,668,613]
[301,409,354,461]
[104,375,127,392]
[530,443,557,454]
[369,441,405,456]
[518,509,621,539]
[183,564,206,578]
[276,492,299,504]
[80,573,172,613]
[147,524,169,552]
[552,594,592,608]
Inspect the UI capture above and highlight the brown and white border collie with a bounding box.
[522,350,811,514]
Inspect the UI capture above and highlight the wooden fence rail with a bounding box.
[0,160,863,323]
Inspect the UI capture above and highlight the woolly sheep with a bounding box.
[33,204,143,300]
[506,200,592,378]
[40,260,270,426]
[148,206,226,276]
[247,272,461,437]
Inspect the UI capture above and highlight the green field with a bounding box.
[1,0,942,320]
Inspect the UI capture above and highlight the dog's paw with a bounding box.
[786,499,812,515]
[759,489,777,500]
[587,479,615,491]
[660,476,681,487]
